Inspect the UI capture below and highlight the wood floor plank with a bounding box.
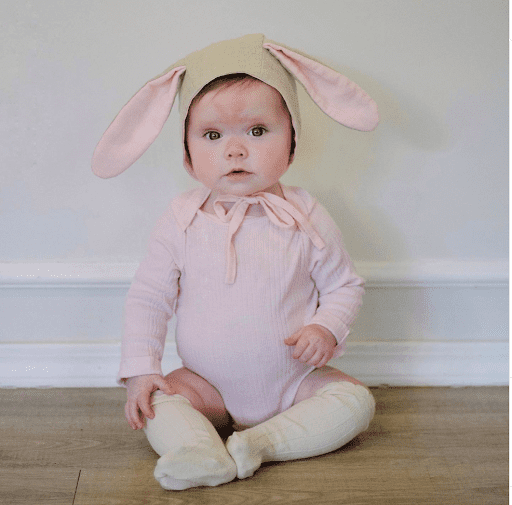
[0,387,507,505]
[0,467,80,505]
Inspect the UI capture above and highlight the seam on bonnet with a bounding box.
[258,34,265,79]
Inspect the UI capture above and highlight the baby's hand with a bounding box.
[284,324,337,368]
[124,374,174,430]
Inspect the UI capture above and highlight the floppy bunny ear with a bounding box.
[263,42,378,132]
[92,65,186,178]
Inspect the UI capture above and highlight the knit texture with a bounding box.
[226,382,375,479]
[119,185,364,428]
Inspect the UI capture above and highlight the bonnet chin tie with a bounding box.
[213,193,325,284]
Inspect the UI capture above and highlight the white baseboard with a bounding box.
[331,341,508,386]
[0,341,507,388]
[0,260,507,288]
[0,260,508,387]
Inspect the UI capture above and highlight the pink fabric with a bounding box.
[264,43,379,131]
[118,185,364,428]
[213,192,325,284]
[92,66,186,178]
[92,36,379,181]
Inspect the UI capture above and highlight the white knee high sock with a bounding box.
[144,394,237,490]
[225,382,375,479]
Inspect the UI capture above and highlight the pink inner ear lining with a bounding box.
[91,65,186,178]
[93,37,378,180]
[263,43,378,131]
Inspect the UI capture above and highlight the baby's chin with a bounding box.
[212,181,282,198]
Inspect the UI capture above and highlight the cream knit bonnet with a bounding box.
[92,33,378,179]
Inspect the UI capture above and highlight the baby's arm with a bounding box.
[287,199,364,364]
[119,206,183,427]
[121,240,179,429]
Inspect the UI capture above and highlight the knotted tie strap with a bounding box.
[213,192,325,284]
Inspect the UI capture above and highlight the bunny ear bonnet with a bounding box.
[92,33,378,179]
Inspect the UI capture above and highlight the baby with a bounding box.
[92,34,378,491]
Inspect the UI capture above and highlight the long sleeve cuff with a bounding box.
[117,355,164,386]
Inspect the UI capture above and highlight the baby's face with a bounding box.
[186,80,293,198]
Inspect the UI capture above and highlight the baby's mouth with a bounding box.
[227,169,251,176]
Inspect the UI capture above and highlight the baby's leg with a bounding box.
[292,365,371,404]
[163,367,232,433]
[144,367,236,490]
[226,367,375,479]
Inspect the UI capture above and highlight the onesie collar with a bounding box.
[213,191,325,283]
[171,184,325,284]
[171,186,211,231]
[171,184,315,232]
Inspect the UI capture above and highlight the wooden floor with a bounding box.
[0,387,508,505]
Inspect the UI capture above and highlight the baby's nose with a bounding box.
[225,141,248,159]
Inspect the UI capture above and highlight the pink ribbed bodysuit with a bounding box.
[118,184,364,429]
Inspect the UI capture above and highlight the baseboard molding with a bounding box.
[0,260,508,387]
[0,341,507,388]
[0,260,508,288]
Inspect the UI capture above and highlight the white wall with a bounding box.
[0,0,508,386]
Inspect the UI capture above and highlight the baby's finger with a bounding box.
[315,354,329,369]
[306,349,324,367]
[284,332,300,346]
[125,400,141,430]
[317,348,335,368]
[155,376,174,396]
[138,394,155,421]
[124,402,133,428]
[292,337,309,359]
[298,344,317,363]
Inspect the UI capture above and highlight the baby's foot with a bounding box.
[226,431,263,479]
[154,443,237,491]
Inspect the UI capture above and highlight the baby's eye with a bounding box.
[205,131,221,140]
[249,126,266,137]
